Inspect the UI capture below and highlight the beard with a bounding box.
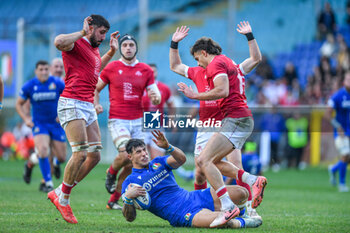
[90,34,102,48]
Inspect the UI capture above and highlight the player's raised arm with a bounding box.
[237,21,262,74]
[151,130,186,168]
[169,26,190,77]
[54,16,93,51]
[100,31,120,70]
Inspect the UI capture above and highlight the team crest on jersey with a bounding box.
[49,82,56,90]
[34,86,38,91]
[34,127,40,133]
[135,71,142,76]
[184,213,191,221]
[119,70,123,74]
[152,163,161,170]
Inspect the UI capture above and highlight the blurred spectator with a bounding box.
[317,2,336,40]
[346,0,350,25]
[283,62,298,87]
[285,112,309,169]
[255,55,275,80]
[259,105,285,169]
[320,33,338,58]
[336,36,350,71]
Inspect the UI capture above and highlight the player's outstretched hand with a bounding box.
[236,21,252,35]
[177,82,197,99]
[95,104,104,114]
[109,31,120,52]
[172,26,190,43]
[83,16,93,35]
[125,184,147,199]
[152,130,170,149]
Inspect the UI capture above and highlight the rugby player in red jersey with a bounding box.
[47,15,119,224]
[173,22,266,227]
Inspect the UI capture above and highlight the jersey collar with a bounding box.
[132,167,148,173]
[119,58,139,67]
[83,36,91,45]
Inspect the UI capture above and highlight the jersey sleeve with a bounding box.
[100,62,112,84]
[153,156,173,171]
[146,67,155,87]
[328,93,338,109]
[207,58,227,81]
[121,176,132,195]
[19,81,31,100]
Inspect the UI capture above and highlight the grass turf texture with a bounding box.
[0,160,349,232]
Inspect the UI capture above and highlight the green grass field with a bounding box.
[0,160,349,233]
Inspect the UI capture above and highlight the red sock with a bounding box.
[108,165,118,175]
[237,169,245,182]
[216,186,228,198]
[61,182,73,195]
[108,191,121,203]
[237,179,252,201]
[194,181,207,190]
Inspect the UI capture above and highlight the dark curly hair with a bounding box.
[190,37,222,56]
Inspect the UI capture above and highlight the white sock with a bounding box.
[241,172,257,186]
[45,180,54,187]
[59,191,70,206]
[55,184,62,196]
[217,186,234,211]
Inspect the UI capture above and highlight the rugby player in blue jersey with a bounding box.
[121,130,262,229]
[326,71,350,192]
[16,60,67,192]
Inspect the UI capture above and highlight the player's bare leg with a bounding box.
[51,140,67,179]
[48,119,88,224]
[194,157,207,190]
[105,135,130,194]
[197,133,240,227]
[75,121,102,183]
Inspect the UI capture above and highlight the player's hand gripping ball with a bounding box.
[124,183,151,210]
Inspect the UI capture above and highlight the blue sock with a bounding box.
[331,161,343,173]
[236,217,245,228]
[38,157,52,182]
[339,161,347,185]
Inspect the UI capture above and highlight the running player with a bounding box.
[326,71,350,192]
[142,63,175,158]
[47,15,119,224]
[121,130,262,229]
[94,34,161,210]
[175,22,266,227]
[16,60,66,192]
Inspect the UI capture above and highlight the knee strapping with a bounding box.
[114,137,129,152]
[87,142,103,152]
[70,141,89,152]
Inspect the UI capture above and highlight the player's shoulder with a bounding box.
[136,62,153,71]
[23,77,37,87]
[332,88,346,99]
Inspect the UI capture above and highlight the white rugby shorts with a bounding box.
[108,118,144,143]
[57,97,97,130]
[335,136,350,156]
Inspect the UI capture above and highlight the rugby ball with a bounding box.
[125,183,151,210]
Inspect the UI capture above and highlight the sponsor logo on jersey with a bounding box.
[32,92,57,101]
[152,163,161,170]
[135,71,142,76]
[119,70,123,74]
[184,213,191,221]
[143,168,169,191]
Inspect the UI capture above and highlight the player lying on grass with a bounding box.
[121,130,262,228]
